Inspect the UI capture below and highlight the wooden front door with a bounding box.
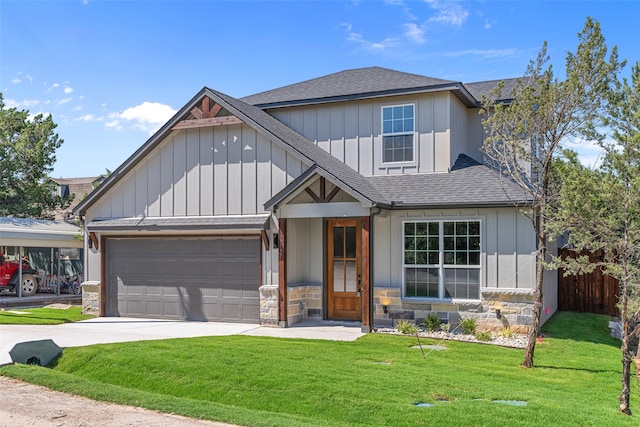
[327,219,361,320]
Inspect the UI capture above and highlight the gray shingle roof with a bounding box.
[241,66,466,107]
[463,77,523,103]
[367,154,530,208]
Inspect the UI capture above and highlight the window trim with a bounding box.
[402,219,482,302]
[381,103,416,165]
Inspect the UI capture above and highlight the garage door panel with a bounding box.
[106,237,260,323]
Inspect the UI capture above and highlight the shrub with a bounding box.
[499,327,515,338]
[460,318,477,335]
[396,320,418,335]
[475,331,492,341]
[422,313,441,331]
[440,322,450,332]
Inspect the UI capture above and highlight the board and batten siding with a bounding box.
[285,217,324,286]
[86,124,308,221]
[372,208,536,295]
[269,92,483,177]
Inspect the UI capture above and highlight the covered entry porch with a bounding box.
[267,173,374,332]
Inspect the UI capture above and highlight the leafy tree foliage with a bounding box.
[0,94,69,219]
[552,63,640,415]
[481,18,623,368]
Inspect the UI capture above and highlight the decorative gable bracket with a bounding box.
[172,96,244,130]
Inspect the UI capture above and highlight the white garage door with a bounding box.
[105,237,260,323]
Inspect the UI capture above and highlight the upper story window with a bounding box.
[382,104,414,163]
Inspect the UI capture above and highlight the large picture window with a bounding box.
[403,220,481,300]
[382,104,414,163]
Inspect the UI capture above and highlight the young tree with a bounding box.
[481,18,623,368]
[0,94,69,219]
[553,63,640,415]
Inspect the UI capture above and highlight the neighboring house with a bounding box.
[73,67,557,332]
[51,176,105,222]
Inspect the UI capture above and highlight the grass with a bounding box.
[0,311,637,426]
[0,305,93,324]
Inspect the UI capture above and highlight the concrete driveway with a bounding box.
[0,317,365,366]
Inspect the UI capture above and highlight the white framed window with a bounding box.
[403,220,481,300]
[382,104,414,163]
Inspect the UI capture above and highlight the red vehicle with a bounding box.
[0,254,39,296]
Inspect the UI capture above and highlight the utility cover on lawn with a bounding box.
[9,339,61,366]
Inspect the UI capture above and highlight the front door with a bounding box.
[327,219,361,320]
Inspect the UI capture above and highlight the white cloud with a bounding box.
[425,0,469,27]
[402,22,425,44]
[567,137,604,169]
[105,120,122,130]
[116,101,177,134]
[64,87,74,94]
[446,48,517,59]
[27,111,52,121]
[343,22,399,51]
[47,83,60,93]
[11,78,21,84]
[484,19,496,29]
[57,98,72,106]
[5,98,41,109]
[75,114,95,122]
[72,106,83,111]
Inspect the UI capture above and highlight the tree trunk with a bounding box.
[620,334,632,415]
[522,210,545,369]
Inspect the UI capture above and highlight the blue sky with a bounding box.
[1,0,638,178]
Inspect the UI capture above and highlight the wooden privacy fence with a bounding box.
[558,249,619,316]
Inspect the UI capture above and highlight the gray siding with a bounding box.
[269,93,477,177]
[87,125,306,221]
[373,207,536,294]
[286,217,323,286]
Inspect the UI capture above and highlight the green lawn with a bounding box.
[0,305,93,324]
[1,312,637,426]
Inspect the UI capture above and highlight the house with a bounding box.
[73,67,557,332]
[51,176,106,222]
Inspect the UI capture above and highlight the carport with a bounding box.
[0,217,83,298]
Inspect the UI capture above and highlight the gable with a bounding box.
[85,121,307,221]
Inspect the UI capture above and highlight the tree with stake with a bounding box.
[0,94,69,219]
[481,18,623,368]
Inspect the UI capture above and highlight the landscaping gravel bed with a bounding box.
[375,328,528,348]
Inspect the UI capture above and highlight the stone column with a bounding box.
[81,281,101,316]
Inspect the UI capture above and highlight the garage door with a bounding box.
[105,237,260,323]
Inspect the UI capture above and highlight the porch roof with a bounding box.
[367,154,531,208]
[0,217,82,248]
[86,214,271,233]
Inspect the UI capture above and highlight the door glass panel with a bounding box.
[345,260,357,292]
[333,227,344,257]
[333,260,344,292]
[345,226,356,258]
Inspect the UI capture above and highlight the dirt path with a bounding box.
[0,376,240,427]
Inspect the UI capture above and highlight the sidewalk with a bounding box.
[0,317,365,366]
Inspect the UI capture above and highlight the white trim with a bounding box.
[279,202,369,219]
[401,218,483,301]
[381,103,416,165]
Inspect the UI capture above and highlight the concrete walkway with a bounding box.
[0,317,365,366]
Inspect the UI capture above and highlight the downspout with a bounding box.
[368,206,384,331]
